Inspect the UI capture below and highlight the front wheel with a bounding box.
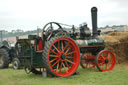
[12,58,21,70]
[96,50,116,71]
[43,36,80,77]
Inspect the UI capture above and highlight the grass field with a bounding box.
[0,64,128,85]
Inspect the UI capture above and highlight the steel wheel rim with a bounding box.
[97,50,116,71]
[0,55,3,66]
[48,37,80,77]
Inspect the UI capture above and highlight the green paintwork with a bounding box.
[16,37,44,67]
[54,31,104,47]
[32,52,43,67]
[28,35,40,40]
[74,38,104,47]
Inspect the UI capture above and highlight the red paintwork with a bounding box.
[38,40,43,51]
[96,50,116,71]
[48,37,80,77]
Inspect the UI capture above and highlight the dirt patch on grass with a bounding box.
[100,32,128,64]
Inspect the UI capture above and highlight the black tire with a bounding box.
[12,58,21,70]
[0,48,9,69]
[42,37,56,77]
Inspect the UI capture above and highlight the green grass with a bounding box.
[0,64,128,85]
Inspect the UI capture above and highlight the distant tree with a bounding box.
[2,28,42,38]
[105,25,110,28]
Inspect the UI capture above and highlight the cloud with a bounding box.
[0,0,128,31]
[107,0,128,7]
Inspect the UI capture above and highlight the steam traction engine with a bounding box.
[15,7,116,77]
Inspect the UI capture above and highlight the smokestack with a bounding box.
[91,7,98,37]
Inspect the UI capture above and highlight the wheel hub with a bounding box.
[61,53,66,59]
[14,61,17,67]
[13,61,18,69]
[104,59,109,63]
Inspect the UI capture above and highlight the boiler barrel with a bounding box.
[74,39,104,47]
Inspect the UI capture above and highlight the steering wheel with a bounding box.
[42,22,63,40]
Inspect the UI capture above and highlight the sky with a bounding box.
[0,0,127,31]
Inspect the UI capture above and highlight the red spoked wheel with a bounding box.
[96,50,116,72]
[80,53,96,69]
[43,37,80,77]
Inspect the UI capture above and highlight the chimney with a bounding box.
[91,7,98,37]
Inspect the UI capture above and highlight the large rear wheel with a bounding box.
[43,37,80,77]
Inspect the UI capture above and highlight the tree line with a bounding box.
[1,28,42,38]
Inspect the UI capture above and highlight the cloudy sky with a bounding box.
[0,0,127,31]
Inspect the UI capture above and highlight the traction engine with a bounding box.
[15,7,116,77]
